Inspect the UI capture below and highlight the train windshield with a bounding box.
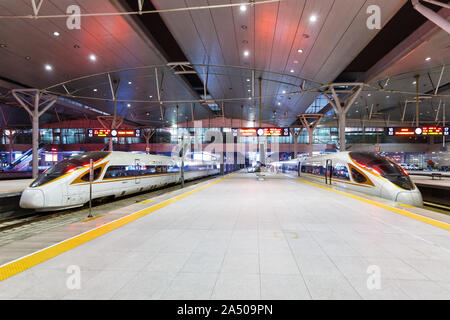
[30,152,110,187]
[349,152,414,190]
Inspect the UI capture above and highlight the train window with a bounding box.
[30,151,110,187]
[351,168,366,183]
[104,166,126,178]
[80,167,102,182]
[332,165,349,180]
[350,152,413,190]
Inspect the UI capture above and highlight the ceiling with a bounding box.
[1,0,448,128]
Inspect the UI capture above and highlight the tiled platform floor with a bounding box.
[0,173,449,300]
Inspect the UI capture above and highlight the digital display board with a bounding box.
[234,128,290,137]
[386,127,449,136]
[87,129,141,138]
[256,128,290,137]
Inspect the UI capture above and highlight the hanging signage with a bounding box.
[386,127,449,136]
[87,129,141,138]
[236,128,290,137]
[257,128,290,137]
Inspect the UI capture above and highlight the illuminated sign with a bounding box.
[87,129,141,138]
[239,128,257,136]
[422,126,443,135]
[386,127,449,136]
[236,128,290,137]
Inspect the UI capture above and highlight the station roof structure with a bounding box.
[0,0,448,128]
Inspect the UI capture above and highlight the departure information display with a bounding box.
[87,129,141,138]
[386,127,449,136]
[235,128,290,137]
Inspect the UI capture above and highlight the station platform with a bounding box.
[0,179,32,197]
[0,172,449,300]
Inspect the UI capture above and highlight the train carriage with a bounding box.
[20,151,220,211]
[273,151,423,207]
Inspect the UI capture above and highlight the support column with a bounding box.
[323,83,363,152]
[12,89,57,178]
[298,114,323,157]
[142,127,156,154]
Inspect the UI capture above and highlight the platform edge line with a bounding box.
[297,178,450,231]
[0,173,235,282]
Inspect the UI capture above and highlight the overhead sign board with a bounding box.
[235,128,290,137]
[87,129,141,138]
[386,127,449,136]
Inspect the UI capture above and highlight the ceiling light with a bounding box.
[282,90,286,94]
[425,57,431,61]
[53,31,60,37]
[293,60,298,64]
[149,95,153,98]
[277,102,281,106]
[309,15,317,22]
[297,49,303,53]
[240,5,247,12]
[243,50,249,57]
[386,96,390,98]
[127,103,131,107]
[412,81,416,85]
[128,81,132,85]
[45,64,52,71]
[246,78,250,82]
[93,88,98,92]
[290,69,294,73]
[89,54,97,61]
[248,89,251,92]
[367,93,371,97]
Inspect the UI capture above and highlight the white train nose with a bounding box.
[20,188,45,209]
[396,189,423,207]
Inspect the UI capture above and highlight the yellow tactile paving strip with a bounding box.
[0,173,235,282]
[297,178,450,232]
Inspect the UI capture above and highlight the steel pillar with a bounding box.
[298,114,323,157]
[12,89,57,178]
[323,83,363,152]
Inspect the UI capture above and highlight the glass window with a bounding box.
[81,167,103,181]
[349,152,413,190]
[351,168,367,183]
[30,152,109,187]
[332,165,349,180]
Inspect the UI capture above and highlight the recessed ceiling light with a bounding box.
[425,57,431,61]
[93,88,98,92]
[25,56,31,60]
[290,69,294,73]
[297,49,303,53]
[45,64,52,71]
[127,103,131,107]
[240,5,247,12]
[277,102,281,106]
[282,90,286,94]
[89,54,96,61]
[53,31,60,37]
[412,81,416,85]
[367,93,371,96]
[309,15,317,22]
[386,96,390,98]
[243,50,249,57]
[248,89,251,92]
[293,60,298,64]
[146,112,150,116]
[246,78,250,82]
[128,81,132,85]
[149,95,153,98]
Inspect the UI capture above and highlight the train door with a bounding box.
[135,159,141,184]
[325,159,333,185]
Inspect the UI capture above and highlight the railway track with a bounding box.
[0,175,217,242]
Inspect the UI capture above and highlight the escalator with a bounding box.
[7,143,46,171]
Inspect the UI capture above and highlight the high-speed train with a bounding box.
[271,151,423,207]
[20,151,220,211]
